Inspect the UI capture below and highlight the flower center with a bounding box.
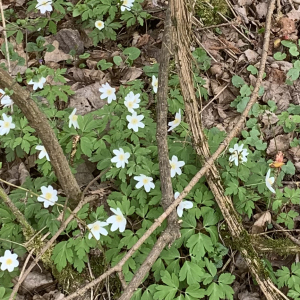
[93,224,100,231]
[97,21,103,27]
[72,115,78,121]
[174,118,180,125]
[107,89,112,95]
[45,192,52,200]
[267,178,273,185]
[170,162,176,169]
[116,215,123,222]
[131,118,138,125]
[128,102,133,108]
[6,258,13,265]
[123,0,128,5]
[119,154,124,161]
[154,80,158,87]
[41,1,48,5]
[142,178,149,184]
[3,121,10,128]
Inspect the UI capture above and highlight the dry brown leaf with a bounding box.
[18,162,30,185]
[251,211,271,234]
[68,67,106,83]
[262,81,291,113]
[260,111,279,126]
[267,134,291,156]
[255,0,268,19]
[210,79,236,104]
[69,82,108,114]
[244,49,258,63]
[120,67,143,84]
[238,290,261,300]
[44,40,71,63]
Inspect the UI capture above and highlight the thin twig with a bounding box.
[0,0,11,74]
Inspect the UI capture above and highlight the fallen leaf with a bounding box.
[251,211,271,234]
[44,40,71,63]
[120,67,143,84]
[267,134,291,156]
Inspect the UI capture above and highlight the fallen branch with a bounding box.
[0,69,81,207]
[173,0,288,299]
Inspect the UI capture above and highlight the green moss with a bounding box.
[90,255,122,299]
[195,0,231,26]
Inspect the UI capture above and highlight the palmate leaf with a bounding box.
[51,241,74,272]
[186,233,213,259]
[179,261,205,284]
[153,271,179,300]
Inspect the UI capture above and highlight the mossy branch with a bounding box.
[0,68,81,208]
[0,186,35,238]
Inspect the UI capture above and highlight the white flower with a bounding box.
[36,145,50,161]
[121,0,135,11]
[175,192,193,217]
[124,91,140,113]
[69,108,79,129]
[229,143,248,166]
[95,20,105,30]
[28,77,46,90]
[36,0,53,14]
[37,185,58,208]
[152,75,158,93]
[111,148,130,168]
[168,109,181,132]
[126,112,145,132]
[134,174,155,192]
[0,250,19,272]
[0,89,13,108]
[169,155,185,178]
[266,169,275,194]
[87,221,108,240]
[0,113,15,135]
[106,208,127,232]
[99,83,116,104]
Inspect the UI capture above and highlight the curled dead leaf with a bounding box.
[251,211,271,234]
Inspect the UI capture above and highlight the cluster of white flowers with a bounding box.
[88,207,127,241]
[228,144,277,194]
[95,0,135,31]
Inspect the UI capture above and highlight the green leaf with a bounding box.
[113,56,123,66]
[206,282,224,300]
[80,137,93,157]
[185,284,206,298]
[123,47,141,60]
[274,52,287,60]
[0,287,5,299]
[16,30,23,44]
[232,75,245,88]
[186,233,213,259]
[52,241,74,272]
[179,261,205,284]
[97,59,113,70]
[282,161,295,175]
[290,46,300,56]
[247,65,258,75]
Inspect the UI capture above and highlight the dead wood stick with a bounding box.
[0,68,81,207]
[119,6,180,300]
[173,0,288,299]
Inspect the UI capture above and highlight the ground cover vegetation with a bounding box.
[0,0,300,300]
